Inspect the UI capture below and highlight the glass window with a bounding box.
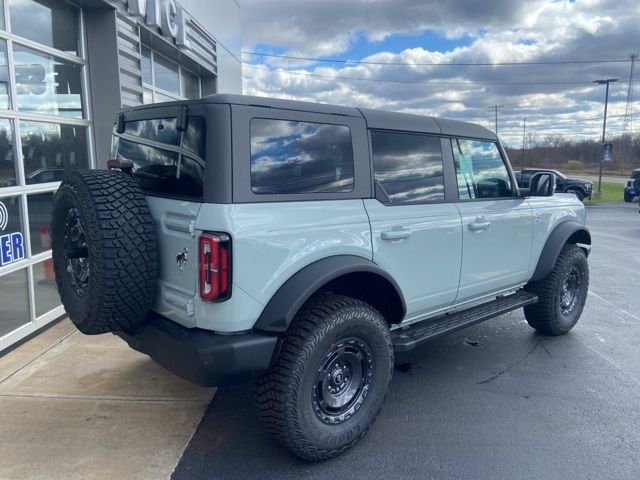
[115,140,203,199]
[0,40,9,109]
[453,139,514,199]
[181,69,199,99]
[9,0,79,55]
[250,119,354,194]
[14,45,83,118]
[0,119,16,188]
[141,46,152,85]
[153,53,179,95]
[20,121,89,185]
[33,260,61,317]
[0,0,5,30]
[183,117,205,159]
[124,117,180,146]
[371,131,445,204]
[0,268,30,337]
[27,192,54,256]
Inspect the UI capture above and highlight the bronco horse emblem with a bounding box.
[176,247,189,271]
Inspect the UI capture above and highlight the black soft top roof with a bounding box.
[119,93,498,140]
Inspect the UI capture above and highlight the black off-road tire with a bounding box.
[623,191,634,203]
[51,170,157,334]
[524,244,588,336]
[254,293,393,462]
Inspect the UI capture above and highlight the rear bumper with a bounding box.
[115,312,279,387]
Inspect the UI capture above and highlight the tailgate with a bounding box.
[146,196,201,328]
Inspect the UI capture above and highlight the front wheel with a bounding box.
[524,244,589,335]
[624,191,634,203]
[254,293,393,461]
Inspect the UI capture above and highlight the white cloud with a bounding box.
[241,0,640,144]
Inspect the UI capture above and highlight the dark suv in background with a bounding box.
[624,169,640,202]
[515,168,593,200]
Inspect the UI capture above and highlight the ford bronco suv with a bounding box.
[51,94,591,461]
[515,168,593,201]
[623,168,640,202]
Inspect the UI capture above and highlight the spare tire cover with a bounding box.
[51,170,158,334]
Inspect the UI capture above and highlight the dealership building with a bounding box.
[0,0,241,351]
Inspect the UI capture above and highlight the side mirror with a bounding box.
[529,172,556,197]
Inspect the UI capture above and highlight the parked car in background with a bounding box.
[515,168,593,200]
[623,168,640,202]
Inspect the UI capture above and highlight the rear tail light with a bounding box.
[199,233,231,302]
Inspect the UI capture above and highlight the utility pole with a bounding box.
[521,117,527,171]
[623,53,638,132]
[593,78,618,195]
[488,105,503,136]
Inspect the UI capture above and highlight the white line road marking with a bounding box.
[589,290,640,323]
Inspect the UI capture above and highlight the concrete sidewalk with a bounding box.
[0,319,215,480]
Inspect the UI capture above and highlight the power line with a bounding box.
[623,53,638,132]
[488,105,504,134]
[242,51,631,67]
[243,64,598,86]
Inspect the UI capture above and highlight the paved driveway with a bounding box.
[174,201,640,480]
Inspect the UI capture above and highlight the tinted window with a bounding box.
[114,116,206,199]
[371,131,444,204]
[453,139,514,199]
[250,119,354,194]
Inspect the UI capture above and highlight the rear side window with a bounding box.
[112,116,206,199]
[371,130,445,204]
[250,118,354,194]
[453,139,514,200]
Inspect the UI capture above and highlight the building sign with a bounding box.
[0,201,25,267]
[119,0,194,50]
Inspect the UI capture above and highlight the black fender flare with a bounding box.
[254,255,406,333]
[530,221,591,282]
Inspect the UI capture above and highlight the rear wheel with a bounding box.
[624,191,635,202]
[524,244,589,335]
[254,293,393,461]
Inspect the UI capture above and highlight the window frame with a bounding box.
[232,105,372,203]
[369,129,456,206]
[448,137,520,202]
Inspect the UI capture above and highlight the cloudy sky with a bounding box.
[239,0,640,146]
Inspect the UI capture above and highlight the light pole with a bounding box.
[593,78,618,195]
[521,117,526,171]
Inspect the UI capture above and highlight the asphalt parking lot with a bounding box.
[173,200,640,480]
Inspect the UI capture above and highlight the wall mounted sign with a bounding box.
[0,201,25,267]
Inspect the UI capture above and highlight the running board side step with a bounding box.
[391,290,538,352]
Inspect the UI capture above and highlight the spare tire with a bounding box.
[51,170,158,334]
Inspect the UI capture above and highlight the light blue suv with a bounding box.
[51,94,591,461]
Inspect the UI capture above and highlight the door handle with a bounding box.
[381,227,413,241]
[468,217,491,231]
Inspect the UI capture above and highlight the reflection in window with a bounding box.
[0,268,30,337]
[453,139,513,199]
[250,119,354,194]
[141,46,152,85]
[371,131,444,204]
[116,139,204,199]
[8,0,79,55]
[14,45,83,118]
[0,194,23,240]
[33,260,61,317]
[28,192,55,256]
[0,119,16,188]
[124,117,180,146]
[20,121,88,184]
[0,40,9,109]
